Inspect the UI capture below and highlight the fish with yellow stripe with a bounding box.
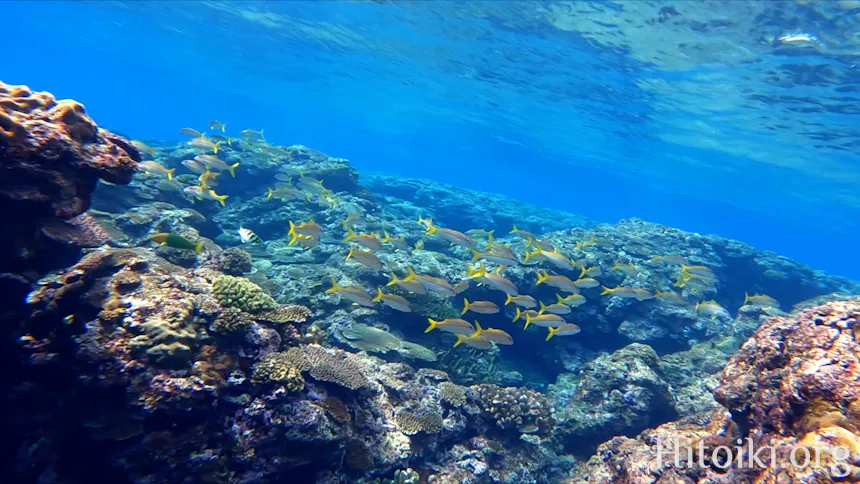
[344,226,382,251]
[372,288,411,312]
[467,263,518,295]
[424,219,475,248]
[535,270,579,293]
[325,278,375,307]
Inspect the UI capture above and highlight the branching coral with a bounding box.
[474,383,555,435]
[211,275,276,313]
[395,410,443,435]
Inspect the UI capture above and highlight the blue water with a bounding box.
[4,1,859,278]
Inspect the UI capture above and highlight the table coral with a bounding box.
[211,274,276,313]
[0,81,139,272]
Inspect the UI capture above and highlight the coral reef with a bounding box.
[210,306,254,335]
[251,352,306,391]
[0,81,140,272]
[395,409,443,435]
[474,383,555,435]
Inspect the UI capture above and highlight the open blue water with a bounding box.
[4,1,859,278]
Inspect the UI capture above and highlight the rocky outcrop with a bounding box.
[0,81,140,273]
[571,299,860,483]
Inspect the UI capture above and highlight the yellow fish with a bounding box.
[346,247,383,270]
[557,293,586,307]
[524,312,566,330]
[538,300,571,315]
[600,286,653,301]
[612,262,638,277]
[131,140,156,157]
[453,332,493,350]
[208,120,227,132]
[344,226,382,251]
[138,161,175,180]
[470,321,513,345]
[405,267,456,297]
[324,277,374,307]
[461,298,499,315]
[288,233,319,250]
[386,272,427,294]
[546,323,581,341]
[743,292,779,308]
[509,223,536,242]
[266,186,300,200]
[382,230,410,251]
[504,294,538,309]
[655,290,687,305]
[467,264,518,295]
[536,270,579,293]
[425,317,475,335]
[424,220,475,248]
[289,220,324,238]
[372,288,411,312]
[179,127,203,138]
[512,307,539,323]
[183,186,228,206]
[580,266,602,278]
[651,255,688,265]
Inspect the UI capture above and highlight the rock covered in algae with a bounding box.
[211,274,276,313]
[0,81,140,272]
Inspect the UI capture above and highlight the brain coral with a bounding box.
[211,275,276,313]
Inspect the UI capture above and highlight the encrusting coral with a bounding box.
[395,409,443,435]
[439,381,468,407]
[255,303,313,324]
[211,274,276,313]
[210,307,254,335]
[251,352,306,391]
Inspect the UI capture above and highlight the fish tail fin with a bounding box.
[536,271,548,285]
[382,230,391,242]
[453,334,465,348]
[555,294,565,304]
[266,188,273,199]
[228,163,239,177]
[405,267,418,281]
[194,242,204,254]
[344,225,357,242]
[288,234,299,246]
[579,266,587,279]
[496,265,505,275]
[425,221,438,235]
[372,288,384,303]
[166,168,175,180]
[466,266,476,278]
[221,123,226,133]
[325,277,340,294]
[386,273,400,287]
[425,318,438,333]
[695,302,701,312]
[546,327,558,341]
[260,129,265,141]
[513,307,522,322]
[524,313,532,330]
[215,194,228,207]
[505,294,513,306]
[510,223,519,234]
[744,292,750,305]
[487,230,495,244]
[600,286,612,296]
[470,248,482,262]
[461,298,470,315]
[538,301,547,315]
[288,220,296,237]
[473,321,483,336]
[346,247,354,260]
[213,141,221,154]
[523,250,531,263]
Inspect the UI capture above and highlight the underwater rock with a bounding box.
[0,81,140,273]
[363,173,595,235]
[573,298,860,483]
[551,343,678,455]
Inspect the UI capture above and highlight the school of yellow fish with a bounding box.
[134,124,781,352]
[133,123,340,210]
